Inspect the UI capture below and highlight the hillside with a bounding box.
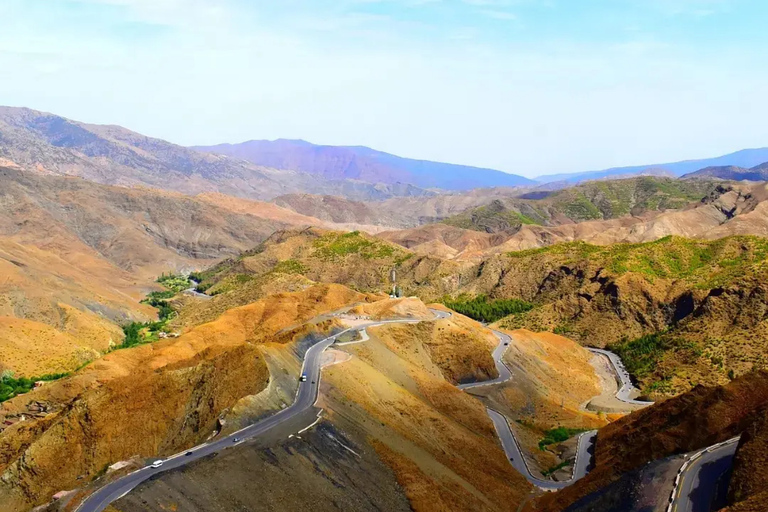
[178,228,460,326]
[0,284,378,511]
[430,235,768,398]
[175,222,768,401]
[534,370,768,512]
[381,180,766,259]
[440,177,715,233]
[0,107,426,201]
[681,161,768,181]
[109,299,532,512]
[0,166,341,376]
[274,176,718,232]
[193,138,535,191]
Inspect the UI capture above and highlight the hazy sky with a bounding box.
[1,0,767,177]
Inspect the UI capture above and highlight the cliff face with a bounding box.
[533,371,768,512]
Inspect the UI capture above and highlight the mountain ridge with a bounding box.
[537,147,768,183]
[192,138,536,191]
[0,107,433,202]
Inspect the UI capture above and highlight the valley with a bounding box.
[2,108,768,512]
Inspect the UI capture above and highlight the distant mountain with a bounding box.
[193,139,536,191]
[681,161,768,181]
[537,147,768,184]
[0,107,431,201]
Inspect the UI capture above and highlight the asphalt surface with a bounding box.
[587,348,655,405]
[77,309,449,512]
[461,328,597,490]
[458,330,513,390]
[673,438,740,512]
[487,408,597,490]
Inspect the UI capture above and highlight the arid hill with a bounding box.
[109,300,533,512]
[0,166,343,376]
[275,176,719,231]
[0,284,376,511]
[533,370,768,512]
[195,228,768,399]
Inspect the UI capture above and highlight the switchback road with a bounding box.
[460,328,598,490]
[77,309,449,512]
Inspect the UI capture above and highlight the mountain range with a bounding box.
[681,161,768,181]
[0,107,432,202]
[192,139,537,191]
[537,147,768,183]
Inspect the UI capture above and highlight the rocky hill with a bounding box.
[442,176,717,231]
[193,138,535,190]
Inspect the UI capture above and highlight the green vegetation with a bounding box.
[562,192,603,221]
[507,236,768,289]
[538,427,588,450]
[443,200,542,232]
[610,331,704,391]
[542,460,572,477]
[1,370,70,403]
[156,272,191,293]
[273,259,309,274]
[442,294,533,323]
[123,272,185,349]
[146,290,176,301]
[313,231,399,260]
[550,177,717,221]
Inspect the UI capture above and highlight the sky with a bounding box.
[1,0,767,177]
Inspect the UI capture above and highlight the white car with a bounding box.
[150,460,164,468]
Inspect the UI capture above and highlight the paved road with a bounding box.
[77,309,449,512]
[672,438,740,512]
[587,348,654,405]
[183,280,212,300]
[458,330,513,390]
[460,328,597,490]
[487,408,597,490]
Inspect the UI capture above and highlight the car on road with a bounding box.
[300,374,307,382]
[185,451,193,456]
[150,460,163,468]
[233,437,241,443]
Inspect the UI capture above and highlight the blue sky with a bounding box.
[1,0,767,177]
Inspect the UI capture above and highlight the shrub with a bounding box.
[0,371,70,403]
[538,427,587,450]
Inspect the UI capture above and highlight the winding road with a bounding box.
[671,437,740,512]
[587,348,655,405]
[77,309,450,512]
[77,306,649,509]
[458,328,599,490]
